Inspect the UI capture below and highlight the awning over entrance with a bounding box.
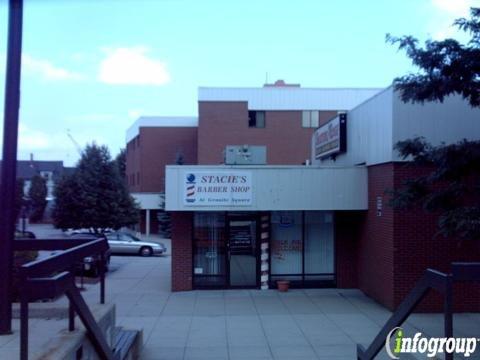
[165,165,367,211]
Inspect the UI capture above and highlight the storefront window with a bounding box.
[304,211,334,279]
[270,211,335,285]
[192,211,335,288]
[271,211,302,279]
[193,212,226,287]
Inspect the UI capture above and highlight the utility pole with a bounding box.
[0,0,23,334]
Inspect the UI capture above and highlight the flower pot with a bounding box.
[277,280,290,292]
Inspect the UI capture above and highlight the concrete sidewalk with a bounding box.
[3,254,480,359]
[99,255,480,360]
[4,223,480,359]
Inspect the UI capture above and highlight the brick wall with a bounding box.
[357,163,396,309]
[198,101,337,165]
[126,137,142,192]
[171,212,193,291]
[358,162,480,312]
[392,162,480,312]
[335,211,364,288]
[126,127,197,193]
[139,127,197,192]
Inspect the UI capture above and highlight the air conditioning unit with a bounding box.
[224,145,267,165]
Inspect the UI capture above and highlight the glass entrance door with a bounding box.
[228,219,258,287]
[193,212,226,288]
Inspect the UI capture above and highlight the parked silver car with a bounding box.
[106,232,166,256]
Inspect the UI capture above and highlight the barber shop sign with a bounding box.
[184,172,252,206]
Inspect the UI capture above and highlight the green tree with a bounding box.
[14,178,25,222]
[115,148,126,181]
[28,175,47,222]
[53,143,139,233]
[388,8,480,242]
[387,8,480,107]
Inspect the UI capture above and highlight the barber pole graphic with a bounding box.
[260,214,270,290]
[185,174,196,203]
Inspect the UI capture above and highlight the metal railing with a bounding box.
[14,238,116,360]
[357,262,480,360]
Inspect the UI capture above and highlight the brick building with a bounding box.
[126,82,480,311]
[126,116,197,236]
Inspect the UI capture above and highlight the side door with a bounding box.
[107,233,127,254]
[118,233,139,254]
[228,216,259,288]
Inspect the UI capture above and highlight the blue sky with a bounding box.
[0,0,477,166]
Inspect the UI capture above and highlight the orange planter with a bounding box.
[277,280,290,292]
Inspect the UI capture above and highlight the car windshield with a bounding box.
[130,235,141,242]
[117,233,141,242]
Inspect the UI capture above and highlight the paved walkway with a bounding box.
[3,224,480,359]
[103,255,480,360]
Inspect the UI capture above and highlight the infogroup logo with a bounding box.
[385,327,478,358]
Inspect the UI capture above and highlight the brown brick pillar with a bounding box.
[335,211,363,288]
[171,212,193,291]
[358,163,396,310]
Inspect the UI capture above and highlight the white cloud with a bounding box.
[13,125,108,166]
[128,109,143,120]
[22,54,84,81]
[428,0,480,39]
[431,0,471,16]
[98,46,170,85]
[17,123,51,150]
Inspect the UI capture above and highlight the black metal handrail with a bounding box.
[15,238,116,360]
[15,237,99,250]
[357,262,480,360]
[18,238,108,277]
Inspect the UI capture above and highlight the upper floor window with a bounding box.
[302,111,319,128]
[40,171,53,181]
[248,111,265,128]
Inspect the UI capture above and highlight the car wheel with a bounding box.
[140,246,153,257]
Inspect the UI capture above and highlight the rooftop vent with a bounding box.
[263,79,300,88]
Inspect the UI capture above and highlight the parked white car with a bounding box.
[106,232,166,256]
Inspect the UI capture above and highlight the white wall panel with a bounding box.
[199,87,383,111]
[392,94,480,160]
[313,87,394,167]
[165,165,367,211]
[312,89,480,167]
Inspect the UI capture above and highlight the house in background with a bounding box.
[1,155,74,220]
